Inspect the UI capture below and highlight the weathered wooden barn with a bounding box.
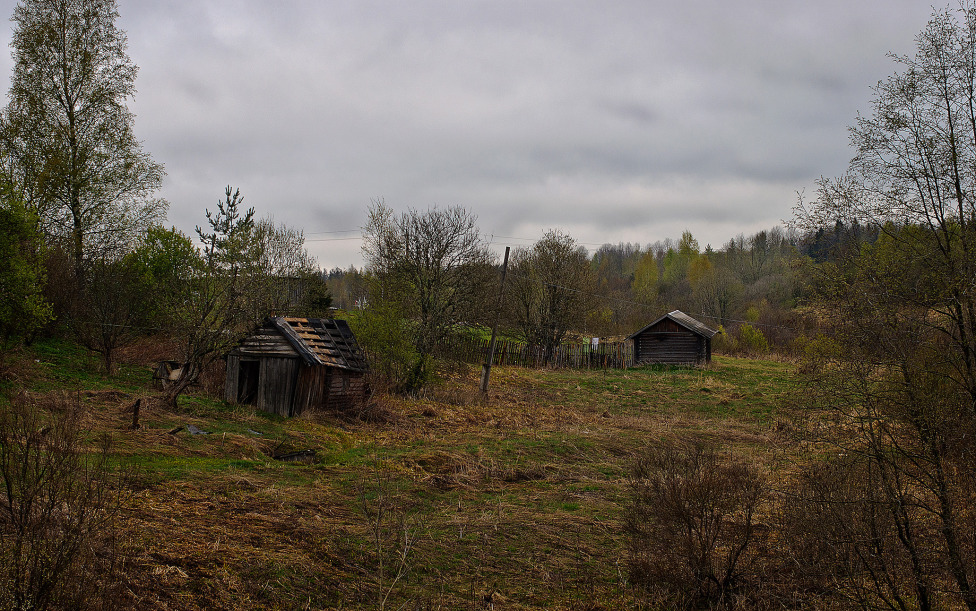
[627,310,719,366]
[224,317,367,417]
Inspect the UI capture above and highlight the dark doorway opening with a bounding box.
[238,360,259,404]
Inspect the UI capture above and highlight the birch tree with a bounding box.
[793,5,976,608]
[0,0,165,269]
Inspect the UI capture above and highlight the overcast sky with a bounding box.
[0,1,942,268]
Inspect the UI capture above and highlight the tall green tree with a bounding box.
[163,187,258,407]
[660,230,699,305]
[631,250,659,306]
[128,225,199,321]
[0,0,165,269]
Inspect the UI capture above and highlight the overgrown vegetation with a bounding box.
[3,341,796,609]
[506,230,595,363]
[788,4,976,609]
[360,200,494,389]
[0,196,51,350]
[625,440,767,609]
[4,0,976,609]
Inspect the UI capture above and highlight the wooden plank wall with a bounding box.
[225,355,240,402]
[293,366,366,416]
[293,366,328,415]
[326,371,366,411]
[256,357,300,417]
[634,331,704,365]
[234,325,298,357]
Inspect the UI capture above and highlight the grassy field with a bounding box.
[2,340,795,610]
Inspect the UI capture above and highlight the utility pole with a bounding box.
[480,246,510,394]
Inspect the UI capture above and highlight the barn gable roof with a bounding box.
[268,316,368,372]
[626,310,719,340]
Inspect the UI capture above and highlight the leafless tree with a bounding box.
[71,255,148,375]
[362,199,494,366]
[506,230,594,362]
[250,217,329,318]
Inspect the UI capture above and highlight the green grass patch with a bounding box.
[26,337,150,393]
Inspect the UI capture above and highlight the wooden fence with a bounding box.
[437,336,634,370]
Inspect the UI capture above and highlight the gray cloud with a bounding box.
[0,0,939,267]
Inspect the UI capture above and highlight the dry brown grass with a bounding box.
[6,347,795,609]
[116,335,181,367]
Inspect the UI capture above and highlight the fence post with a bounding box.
[480,246,510,393]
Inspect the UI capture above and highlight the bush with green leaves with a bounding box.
[347,300,432,394]
[736,323,769,355]
[0,197,52,349]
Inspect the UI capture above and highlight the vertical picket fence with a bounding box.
[437,336,634,370]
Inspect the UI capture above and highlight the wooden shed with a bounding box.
[627,310,719,366]
[224,317,367,417]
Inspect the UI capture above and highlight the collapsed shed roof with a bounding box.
[267,316,368,372]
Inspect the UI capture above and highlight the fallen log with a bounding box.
[273,449,316,462]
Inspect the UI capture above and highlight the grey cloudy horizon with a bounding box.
[0,1,940,268]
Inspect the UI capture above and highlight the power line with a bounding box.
[486,234,637,248]
[311,230,656,248]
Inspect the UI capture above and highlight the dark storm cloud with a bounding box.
[0,0,940,266]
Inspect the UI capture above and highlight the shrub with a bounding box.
[737,323,769,355]
[0,392,125,610]
[744,306,760,322]
[625,440,767,609]
[348,302,433,394]
[712,325,737,354]
[0,199,52,349]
